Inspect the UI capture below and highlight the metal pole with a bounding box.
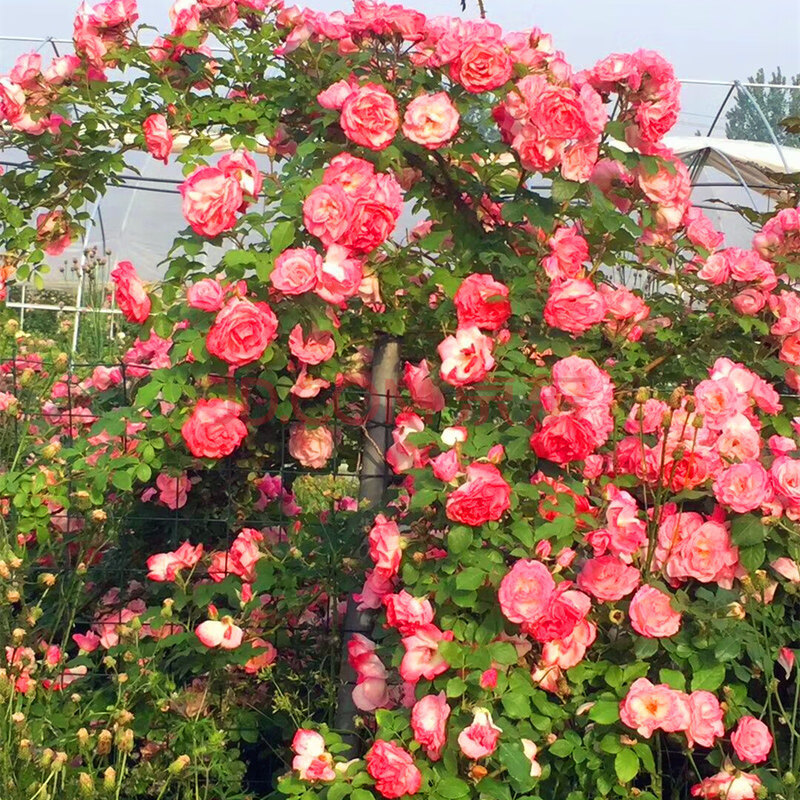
[70,200,101,357]
[333,334,400,754]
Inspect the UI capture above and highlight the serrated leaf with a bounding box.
[691,663,726,692]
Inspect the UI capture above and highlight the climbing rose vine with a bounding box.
[1,1,800,799]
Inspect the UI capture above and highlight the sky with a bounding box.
[0,0,798,283]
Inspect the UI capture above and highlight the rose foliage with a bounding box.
[2,2,800,800]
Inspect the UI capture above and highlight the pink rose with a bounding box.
[206,298,278,367]
[731,716,773,764]
[187,278,224,311]
[542,226,589,280]
[315,245,364,305]
[402,92,460,149]
[155,472,192,510]
[291,730,335,782]
[445,462,511,526]
[366,741,421,799]
[544,279,607,335]
[111,261,150,323]
[384,591,434,636]
[400,623,452,683]
[340,84,400,151]
[577,556,640,602]
[498,559,555,625]
[403,360,445,412]
[411,692,450,761]
[195,618,244,650]
[620,678,691,738]
[181,399,247,459]
[181,165,243,238]
[271,248,322,295]
[451,38,512,93]
[437,326,495,386]
[457,708,502,759]
[712,461,772,513]
[691,771,762,800]
[36,210,73,256]
[453,274,511,331]
[530,410,606,465]
[317,78,358,110]
[551,355,614,408]
[368,514,403,577]
[288,325,335,365]
[142,113,173,164]
[288,424,334,469]
[686,691,725,748]
[146,540,203,581]
[303,184,351,245]
[628,585,681,638]
[219,151,262,204]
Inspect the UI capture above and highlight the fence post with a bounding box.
[333,333,400,753]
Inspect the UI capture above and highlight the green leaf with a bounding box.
[326,784,351,800]
[548,739,573,757]
[456,567,485,590]
[447,526,473,555]
[501,691,531,719]
[435,778,470,798]
[691,663,726,692]
[739,543,766,572]
[271,219,296,252]
[658,669,686,691]
[714,638,742,661]
[446,677,466,698]
[731,515,767,547]
[111,471,132,491]
[614,749,640,783]
[588,701,620,725]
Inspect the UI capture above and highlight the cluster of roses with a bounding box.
[622,679,774,798]
[4,640,86,696]
[299,153,404,295]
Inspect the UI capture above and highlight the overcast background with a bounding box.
[0,0,798,283]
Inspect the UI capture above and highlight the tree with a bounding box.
[724,66,800,145]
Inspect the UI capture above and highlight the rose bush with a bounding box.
[1,2,800,800]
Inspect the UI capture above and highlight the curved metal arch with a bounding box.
[733,80,790,173]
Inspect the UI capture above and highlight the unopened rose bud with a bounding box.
[608,609,625,625]
[4,319,19,335]
[72,491,91,510]
[634,387,650,404]
[12,628,25,643]
[41,442,61,459]
[726,602,746,620]
[169,755,191,775]
[53,751,68,770]
[38,573,56,587]
[70,693,81,703]
[40,748,54,768]
[29,607,42,623]
[117,673,129,684]
[20,369,34,386]
[97,730,112,756]
[0,561,9,580]
[9,556,22,570]
[669,387,685,409]
[103,768,116,791]
[116,728,134,753]
[102,656,116,669]
[784,772,796,786]
[76,562,88,575]
[91,509,107,523]
[11,711,24,724]
[18,739,32,759]
[115,710,134,727]
[469,765,488,781]
[691,413,704,429]
[77,728,90,748]
[7,589,20,603]
[54,353,68,371]
[78,772,95,798]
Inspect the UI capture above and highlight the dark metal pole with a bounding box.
[333,334,400,753]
